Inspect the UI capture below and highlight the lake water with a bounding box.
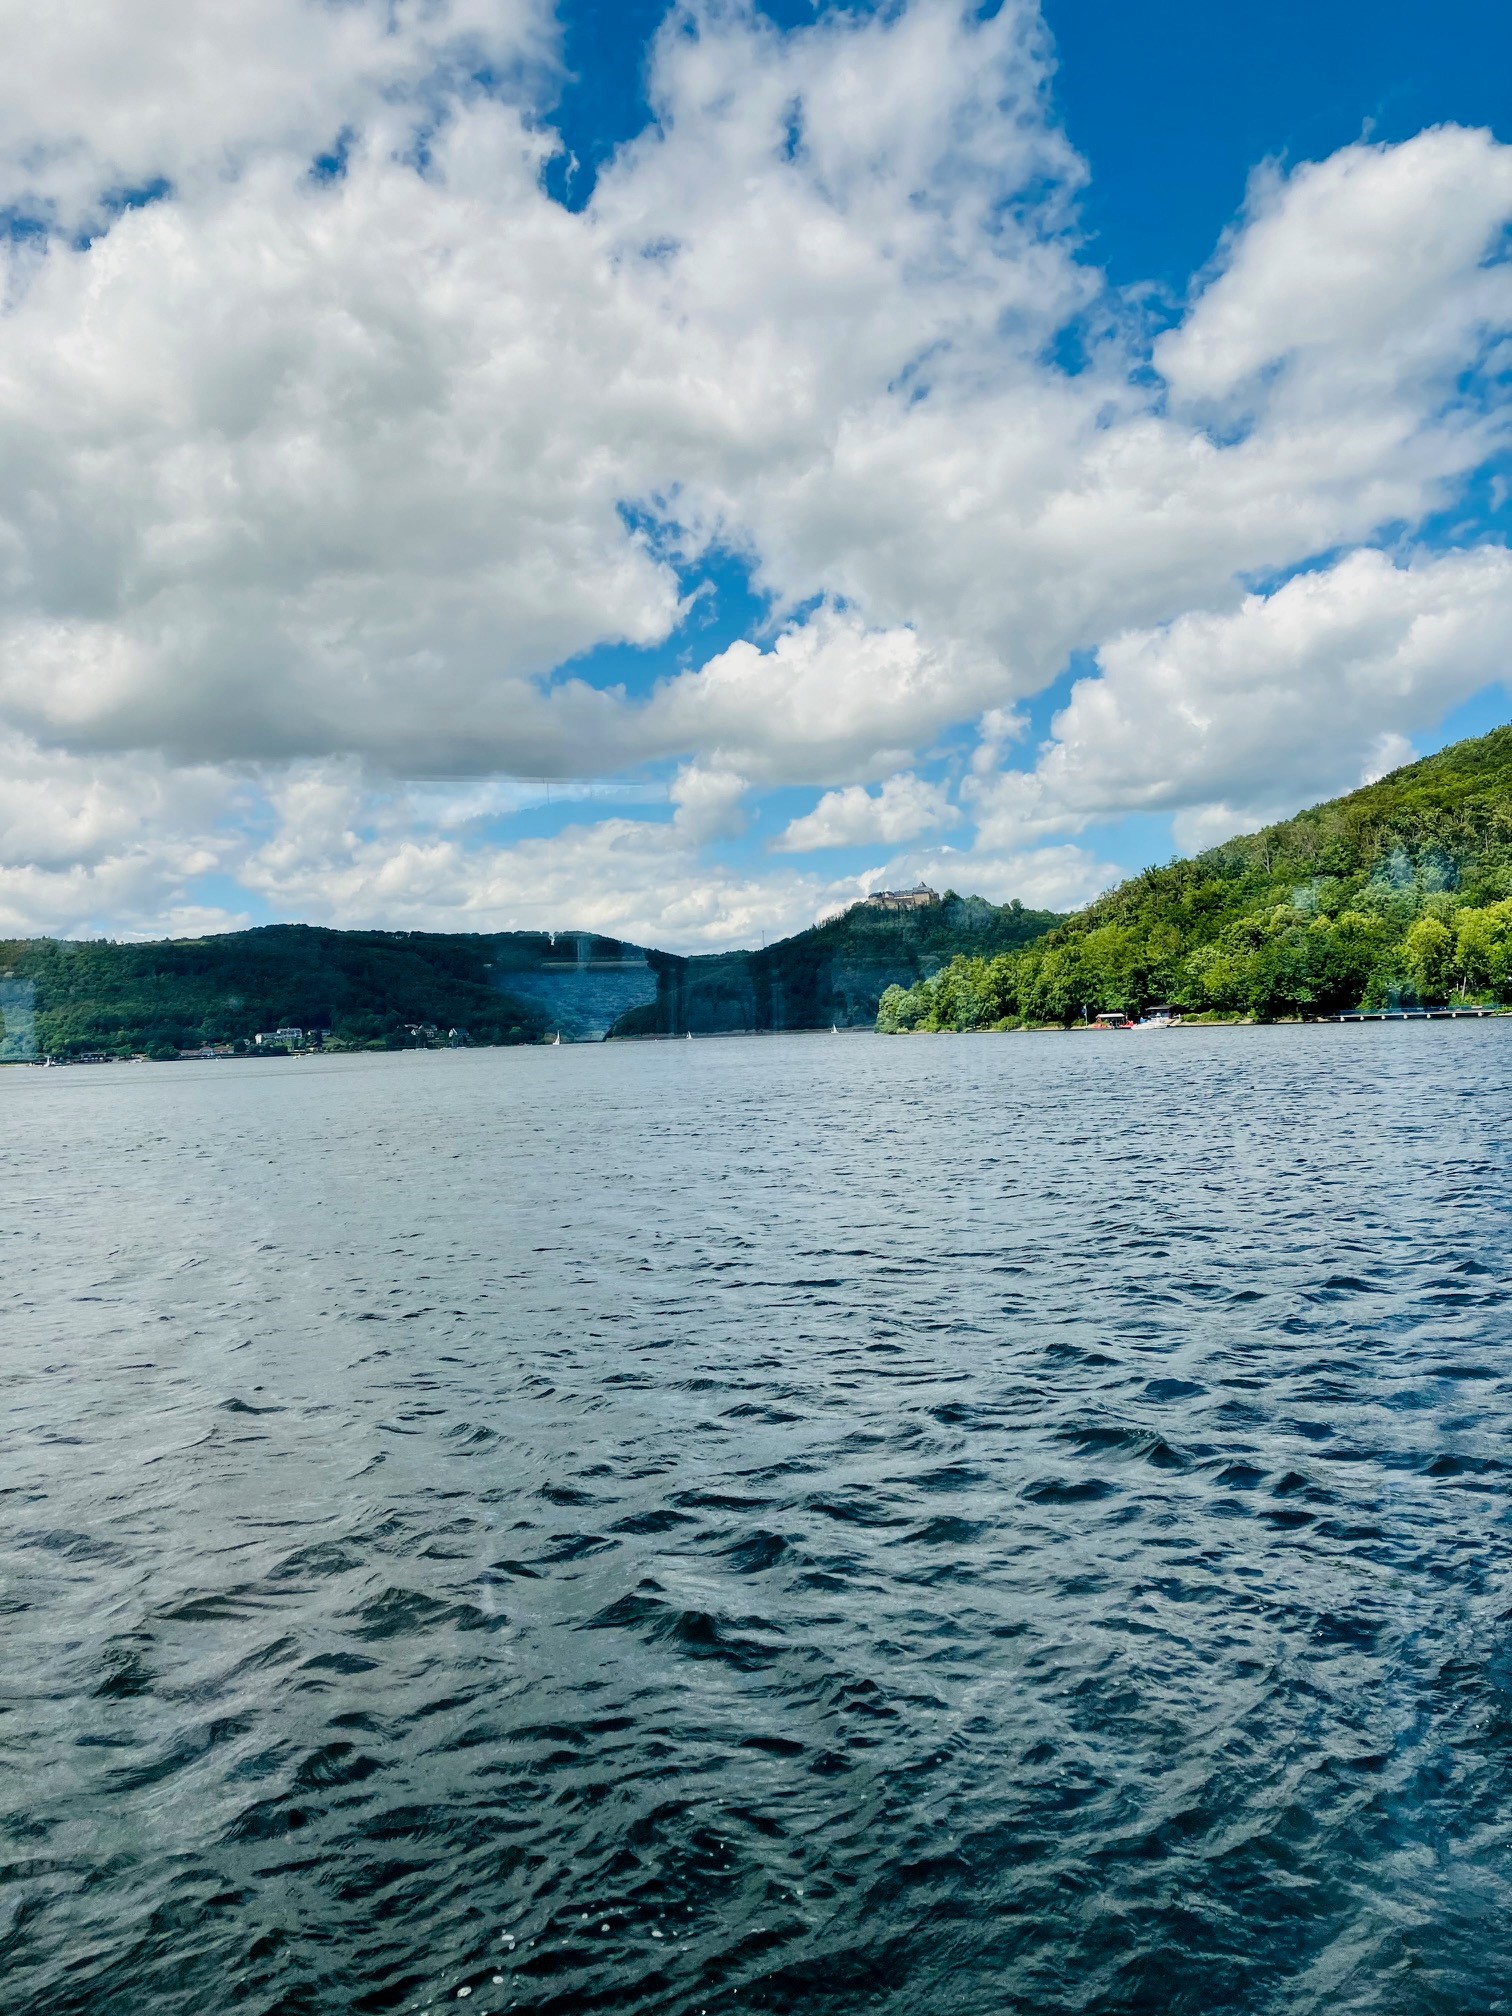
[4,1025,1512,2016]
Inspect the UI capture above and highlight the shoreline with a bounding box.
[878,1009,1511,1036]
[7,1006,1510,1065]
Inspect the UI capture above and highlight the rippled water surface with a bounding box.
[5,1027,1512,2016]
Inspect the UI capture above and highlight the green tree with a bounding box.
[1402,914,1455,1001]
[1455,899,1512,999]
[876,983,918,1033]
[1029,944,1094,1025]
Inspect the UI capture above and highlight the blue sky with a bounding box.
[0,0,1508,945]
[1049,0,1512,289]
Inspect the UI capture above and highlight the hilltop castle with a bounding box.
[858,884,940,914]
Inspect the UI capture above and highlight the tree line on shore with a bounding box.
[878,726,1512,1031]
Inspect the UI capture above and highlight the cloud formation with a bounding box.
[0,0,551,232]
[238,758,833,948]
[969,547,1512,848]
[774,773,959,852]
[0,0,1507,945]
[0,730,244,936]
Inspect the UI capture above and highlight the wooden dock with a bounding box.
[1331,1008,1498,1022]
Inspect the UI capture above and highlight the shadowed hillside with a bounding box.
[0,901,1069,1060]
[0,927,561,1059]
[608,893,1065,1037]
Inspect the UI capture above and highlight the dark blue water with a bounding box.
[4,1025,1512,2016]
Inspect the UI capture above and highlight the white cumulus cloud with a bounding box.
[0,0,551,232]
[970,545,1512,851]
[774,773,959,852]
[0,730,245,936]
[646,607,993,783]
[238,759,830,949]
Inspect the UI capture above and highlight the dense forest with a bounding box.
[878,725,1512,1032]
[0,926,552,1058]
[609,892,1064,1036]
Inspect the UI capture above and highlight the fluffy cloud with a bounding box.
[646,608,994,783]
[774,772,959,852]
[0,1,1509,943]
[0,0,550,231]
[3,5,1507,785]
[669,762,748,842]
[0,0,1081,777]
[232,764,1113,943]
[0,731,243,936]
[0,117,680,770]
[238,759,832,948]
[969,546,1512,849]
[695,123,1512,705]
[1156,124,1512,416]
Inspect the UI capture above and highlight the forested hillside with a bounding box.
[879,725,1512,1031]
[0,900,1066,1059]
[0,927,551,1058]
[610,892,1064,1036]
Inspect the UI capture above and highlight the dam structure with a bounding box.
[492,934,659,1042]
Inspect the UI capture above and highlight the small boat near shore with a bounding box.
[1090,1005,1180,1031]
[1132,1006,1178,1030]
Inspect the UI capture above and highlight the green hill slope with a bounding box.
[608,892,1065,1037]
[0,926,558,1059]
[878,724,1512,1030]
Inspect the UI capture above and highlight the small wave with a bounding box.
[1022,1476,1118,1504]
[720,1530,789,1574]
[346,1586,454,1639]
